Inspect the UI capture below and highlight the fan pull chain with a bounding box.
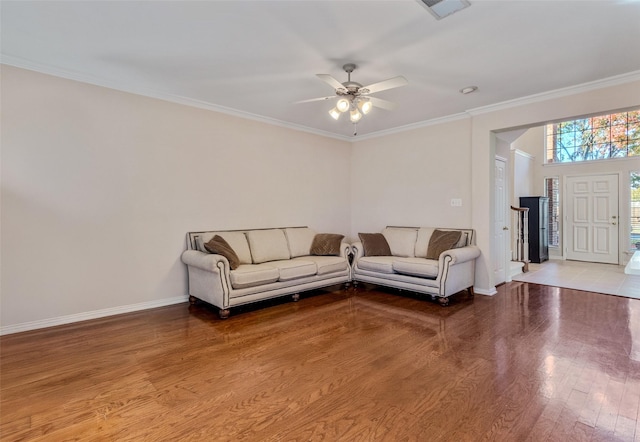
[353,123,357,136]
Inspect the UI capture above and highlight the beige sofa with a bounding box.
[181,227,351,318]
[351,227,480,305]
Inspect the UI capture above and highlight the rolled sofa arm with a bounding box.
[181,250,228,273]
[351,241,364,260]
[440,246,481,265]
[340,242,352,258]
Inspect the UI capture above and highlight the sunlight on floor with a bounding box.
[512,259,640,299]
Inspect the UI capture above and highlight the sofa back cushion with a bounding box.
[284,227,316,257]
[382,227,418,257]
[197,231,253,264]
[246,229,291,263]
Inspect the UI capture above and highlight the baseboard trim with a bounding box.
[474,286,498,296]
[0,296,189,336]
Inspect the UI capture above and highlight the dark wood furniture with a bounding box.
[520,196,549,263]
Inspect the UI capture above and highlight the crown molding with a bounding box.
[3,54,639,144]
[352,112,471,141]
[466,70,640,116]
[0,55,353,142]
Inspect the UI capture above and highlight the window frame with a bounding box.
[544,109,640,164]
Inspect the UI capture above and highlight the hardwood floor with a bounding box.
[1,282,639,441]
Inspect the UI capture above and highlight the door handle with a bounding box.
[612,222,617,225]
[503,226,509,231]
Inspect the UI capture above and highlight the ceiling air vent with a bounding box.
[417,0,471,20]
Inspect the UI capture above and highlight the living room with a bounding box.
[2,1,640,440]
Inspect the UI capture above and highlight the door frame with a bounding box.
[494,156,510,284]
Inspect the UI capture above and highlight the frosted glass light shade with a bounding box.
[358,99,372,115]
[328,107,341,120]
[350,108,362,123]
[336,98,350,112]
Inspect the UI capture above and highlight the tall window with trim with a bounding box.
[545,110,640,163]
[544,177,560,248]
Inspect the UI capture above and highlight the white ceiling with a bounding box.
[2,1,640,140]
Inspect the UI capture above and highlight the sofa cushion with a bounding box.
[357,256,395,274]
[229,264,280,289]
[414,227,434,258]
[382,227,417,257]
[392,258,439,278]
[426,230,462,259]
[296,256,348,275]
[198,231,252,264]
[203,235,241,270]
[358,233,392,256]
[310,233,345,256]
[285,227,316,258]
[246,229,291,263]
[271,259,317,281]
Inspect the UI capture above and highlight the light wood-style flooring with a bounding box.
[2,282,639,441]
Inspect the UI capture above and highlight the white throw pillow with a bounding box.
[246,229,291,263]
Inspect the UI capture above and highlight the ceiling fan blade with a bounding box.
[294,95,336,104]
[369,96,398,111]
[361,76,408,94]
[316,74,346,91]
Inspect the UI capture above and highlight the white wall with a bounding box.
[350,118,473,239]
[3,64,639,332]
[1,66,351,330]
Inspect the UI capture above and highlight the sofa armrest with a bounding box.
[181,250,228,273]
[340,241,352,258]
[351,241,364,260]
[440,246,481,265]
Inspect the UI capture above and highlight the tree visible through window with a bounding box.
[546,110,640,163]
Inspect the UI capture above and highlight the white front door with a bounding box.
[565,174,619,264]
[493,157,508,284]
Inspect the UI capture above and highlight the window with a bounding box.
[545,177,560,247]
[631,172,640,251]
[545,109,640,163]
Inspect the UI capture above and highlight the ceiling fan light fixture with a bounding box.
[350,108,362,123]
[328,107,341,120]
[336,98,350,113]
[358,99,373,115]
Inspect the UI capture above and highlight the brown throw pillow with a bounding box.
[358,233,392,256]
[204,235,241,270]
[426,230,462,259]
[310,233,345,256]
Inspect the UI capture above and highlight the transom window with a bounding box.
[545,109,640,163]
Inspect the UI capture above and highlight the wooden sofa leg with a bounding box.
[292,293,300,302]
[438,297,450,306]
[189,295,198,305]
[218,309,230,319]
[468,286,475,297]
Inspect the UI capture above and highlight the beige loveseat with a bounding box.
[181,227,351,318]
[351,227,480,305]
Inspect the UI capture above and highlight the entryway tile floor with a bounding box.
[512,259,640,300]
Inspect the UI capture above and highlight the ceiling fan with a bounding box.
[297,63,408,132]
